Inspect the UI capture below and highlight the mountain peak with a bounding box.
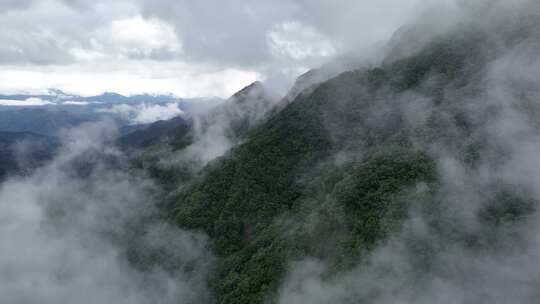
[230,81,264,98]
[47,88,67,95]
[228,81,269,105]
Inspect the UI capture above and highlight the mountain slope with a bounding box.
[118,116,190,150]
[158,8,540,303]
[169,69,442,303]
[109,3,540,303]
[0,131,58,180]
[0,108,102,136]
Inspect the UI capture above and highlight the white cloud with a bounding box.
[0,62,260,98]
[0,97,52,106]
[99,102,184,124]
[108,16,181,53]
[70,15,183,62]
[69,48,105,61]
[62,100,91,105]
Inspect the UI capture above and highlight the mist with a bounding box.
[99,102,185,124]
[141,81,282,170]
[0,121,213,304]
[277,1,540,303]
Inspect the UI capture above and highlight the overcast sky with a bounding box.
[0,0,446,98]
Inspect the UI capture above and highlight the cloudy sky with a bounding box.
[0,0,444,98]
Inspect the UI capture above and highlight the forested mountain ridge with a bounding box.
[148,6,540,303]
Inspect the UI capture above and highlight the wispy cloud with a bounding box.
[0,97,51,106]
[98,102,184,124]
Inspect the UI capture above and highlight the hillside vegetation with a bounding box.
[129,8,540,303]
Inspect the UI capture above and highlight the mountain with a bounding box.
[0,89,182,105]
[0,90,192,136]
[120,81,280,188]
[118,116,190,150]
[0,108,103,136]
[284,45,387,103]
[124,80,279,158]
[0,131,58,180]
[137,6,540,304]
[206,80,280,139]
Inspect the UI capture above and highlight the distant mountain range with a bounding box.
[0,89,223,136]
[0,88,223,111]
[0,89,225,179]
[0,89,181,105]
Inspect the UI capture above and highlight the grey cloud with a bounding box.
[134,0,467,96]
[0,34,73,65]
[138,0,288,67]
[138,0,436,68]
[0,0,469,100]
[0,0,36,11]
[0,0,93,65]
[0,0,449,73]
[0,0,157,65]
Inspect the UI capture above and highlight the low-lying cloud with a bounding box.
[99,102,184,124]
[0,121,213,304]
[0,97,52,106]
